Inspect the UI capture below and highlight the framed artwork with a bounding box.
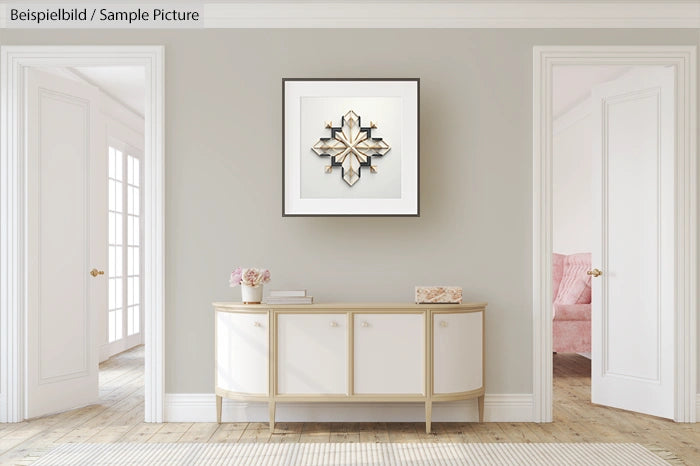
[283,78,420,216]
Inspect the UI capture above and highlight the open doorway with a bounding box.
[553,63,678,419]
[532,46,697,423]
[551,65,633,409]
[0,46,164,424]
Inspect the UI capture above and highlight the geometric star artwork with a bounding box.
[312,110,391,186]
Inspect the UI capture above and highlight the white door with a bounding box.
[354,313,424,394]
[26,69,104,418]
[277,314,346,394]
[433,312,482,394]
[590,66,675,419]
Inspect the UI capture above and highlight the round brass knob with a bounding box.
[90,268,104,277]
[587,268,603,277]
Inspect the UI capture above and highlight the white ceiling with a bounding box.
[71,66,145,117]
[552,65,632,118]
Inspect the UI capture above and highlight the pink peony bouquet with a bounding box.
[229,267,271,288]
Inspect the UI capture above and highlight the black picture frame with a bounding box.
[282,78,420,217]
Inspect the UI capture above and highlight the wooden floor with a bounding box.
[0,348,698,464]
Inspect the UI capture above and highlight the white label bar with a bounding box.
[4,3,203,28]
[1,2,699,29]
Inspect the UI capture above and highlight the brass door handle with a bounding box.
[587,268,603,277]
[90,268,105,277]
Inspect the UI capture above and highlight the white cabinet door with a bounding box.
[277,314,347,394]
[433,312,482,394]
[216,312,268,395]
[354,313,424,394]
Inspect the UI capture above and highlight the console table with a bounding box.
[213,302,486,433]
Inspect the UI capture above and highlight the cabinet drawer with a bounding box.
[354,313,424,394]
[216,312,268,395]
[277,314,347,395]
[433,311,483,394]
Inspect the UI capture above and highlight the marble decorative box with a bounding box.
[415,286,463,304]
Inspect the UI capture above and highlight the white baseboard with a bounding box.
[696,394,700,422]
[164,393,534,423]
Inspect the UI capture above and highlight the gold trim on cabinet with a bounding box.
[431,387,485,401]
[480,308,485,422]
[215,310,220,423]
[214,302,486,311]
[274,394,427,402]
[269,310,276,430]
[215,387,269,401]
[348,312,354,396]
[425,309,432,432]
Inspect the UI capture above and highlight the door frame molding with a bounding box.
[0,46,165,422]
[532,45,697,422]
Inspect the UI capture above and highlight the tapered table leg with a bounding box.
[478,394,484,423]
[425,400,432,434]
[269,401,276,432]
[216,395,222,424]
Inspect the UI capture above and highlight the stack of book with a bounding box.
[263,290,314,305]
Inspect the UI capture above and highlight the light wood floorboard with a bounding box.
[0,348,698,464]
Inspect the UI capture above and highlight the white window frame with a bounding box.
[105,137,145,357]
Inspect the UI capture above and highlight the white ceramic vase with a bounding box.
[241,284,263,304]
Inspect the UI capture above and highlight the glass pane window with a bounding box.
[127,307,134,336]
[115,182,123,213]
[127,246,140,276]
[107,146,143,342]
[128,186,140,215]
[115,277,122,310]
[109,278,115,309]
[115,150,123,181]
[108,179,115,211]
[115,213,123,245]
[115,308,123,341]
[108,147,115,179]
[133,159,140,187]
[115,246,123,277]
[127,216,135,246]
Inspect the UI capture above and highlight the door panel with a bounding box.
[605,91,660,380]
[354,313,424,394]
[216,312,268,395]
[433,312,482,394]
[277,314,346,394]
[591,66,674,418]
[26,69,102,418]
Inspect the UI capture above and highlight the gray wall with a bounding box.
[2,29,698,395]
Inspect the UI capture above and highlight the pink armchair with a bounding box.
[552,253,592,353]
